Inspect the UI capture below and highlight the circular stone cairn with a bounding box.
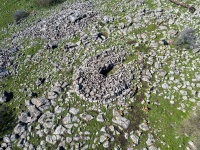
[73,47,141,103]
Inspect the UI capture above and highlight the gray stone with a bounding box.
[48,91,58,100]
[10,134,19,142]
[195,74,200,81]
[155,62,162,69]
[96,113,104,122]
[38,111,55,128]
[1,142,7,148]
[14,123,25,135]
[46,135,57,145]
[31,97,49,108]
[27,105,41,122]
[192,48,200,53]
[0,95,7,103]
[188,141,197,150]
[69,107,79,115]
[80,113,93,121]
[139,123,149,131]
[3,136,11,143]
[62,113,72,124]
[66,137,73,143]
[180,90,187,96]
[51,86,62,94]
[146,134,155,146]
[53,125,66,135]
[112,108,130,129]
[162,83,169,89]
[35,78,45,86]
[54,106,64,114]
[18,112,32,123]
[130,134,139,145]
[112,116,130,129]
[103,16,114,24]
[100,134,107,143]
[149,145,157,150]
[103,141,110,148]
[68,12,86,23]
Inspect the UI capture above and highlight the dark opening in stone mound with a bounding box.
[99,64,114,77]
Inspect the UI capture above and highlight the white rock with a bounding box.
[53,125,66,135]
[180,90,187,96]
[80,113,93,121]
[112,116,130,129]
[48,91,58,99]
[139,123,149,131]
[54,106,64,114]
[69,107,79,115]
[65,137,72,143]
[146,134,155,146]
[97,114,104,122]
[103,141,110,148]
[130,134,139,145]
[46,135,57,145]
[162,83,169,89]
[62,113,72,124]
[100,135,107,143]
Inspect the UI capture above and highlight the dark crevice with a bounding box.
[99,64,114,77]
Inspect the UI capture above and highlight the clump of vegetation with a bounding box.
[0,105,16,141]
[175,27,199,48]
[13,10,29,24]
[180,107,200,148]
[37,0,62,7]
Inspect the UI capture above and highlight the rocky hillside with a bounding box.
[0,0,200,149]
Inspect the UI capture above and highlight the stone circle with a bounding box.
[73,47,141,103]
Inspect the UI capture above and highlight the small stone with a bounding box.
[139,123,149,131]
[100,135,107,143]
[35,78,45,86]
[31,97,49,108]
[38,111,55,128]
[162,83,169,89]
[69,107,79,115]
[54,106,64,114]
[14,123,25,135]
[3,136,11,143]
[46,135,57,145]
[146,134,155,146]
[48,91,58,100]
[80,113,93,121]
[97,113,104,122]
[180,90,187,96]
[53,125,66,135]
[130,134,139,145]
[103,141,110,148]
[10,134,19,142]
[66,137,73,143]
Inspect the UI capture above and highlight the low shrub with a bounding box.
[13,10,29,24]
[37,0,62,7]
[175,27,198,49]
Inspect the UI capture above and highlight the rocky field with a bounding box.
[0,0,200,149]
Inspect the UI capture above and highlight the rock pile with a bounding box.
[0,47,18,79]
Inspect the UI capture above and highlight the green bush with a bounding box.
[13,10,29,24]
[37,0,62,7]
[0,105,16,141]
[175,28,198,49]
